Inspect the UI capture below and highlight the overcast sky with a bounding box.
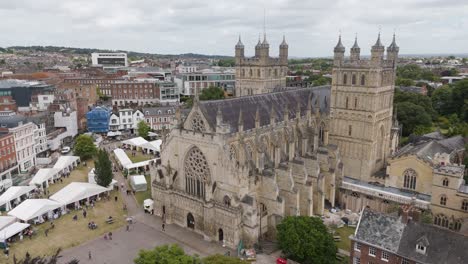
[0,0,467,57]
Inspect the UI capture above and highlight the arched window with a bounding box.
[241,69,245,77]
[403,169,417,190]
[345,97,349,109]
[319,123,325,145]
[257,69,261,77]
[442,178,449,187]
[348,125,352,136]
[343,74,348,85]
[249,69,253,77]
[360,75,366,85]
[462,200,468,211]
[184,147,210,199]
[274,69,278,77]
[354,97,358,108]
[440,195,447,206]
[352,74,356,85]
[453,219,462,231]
[434,214,449,228]
[223,195,231,207]
[260,203,268,217]
[190,112,206,132]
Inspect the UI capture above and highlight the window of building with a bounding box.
[257,69,261,77]
[440,195,447,206]
[184,147,210,199]
[343,74,347,85]
[360,75,366,85]
[346,97,349,108]
[462,200,468,211]
[401,259,410,264]
[352,74,356,85]
[381,251,389,261]
[369,246,376,256]
[434,214,449,228]
[353,257,360,264]
[416,244,426,254]
[354,97,358,108]
[453,219,462,231]
[348,125,352,136]
[442,178,449,187]
[403,169,417,190]
[223,195,231,206]
[354,242,361,252]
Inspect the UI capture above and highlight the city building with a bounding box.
[234,35,288,96]
[91,52,128,69]
[30,91,55,112]
[108,81,179,106]
[108,109,144,132]
[0,133,17,192]
[33,122,48,156]
[142,106,176,131]
[351,208,467,264]
[0,80,55,111]
[48,109,78,151]
[176,64,198,74]
[175,69,235,96]
[0,96,17,112]
[86,106,111,133]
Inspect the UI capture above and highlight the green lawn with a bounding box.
[131,174,152,207]
[334,226,355,252]
[125,150,152,163]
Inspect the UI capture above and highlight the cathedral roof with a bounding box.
[393,135,465,163]
[197,86,331,133]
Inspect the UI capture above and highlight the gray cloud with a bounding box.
[0,0,466,57]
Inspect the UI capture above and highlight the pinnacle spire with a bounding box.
[236,35,244,47]
[388,33,399,51]
[334,34,345,53]
[351,34,360,49]
[281,35,288,47]
[373,32,384,47]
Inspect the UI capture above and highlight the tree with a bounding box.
[203,254,247,264]
[394,89,436,119]
[137,121,151,139]
[451,79,468,122]
[395,77,415,87]
[277,216,337,264]
[217,58,235,67]
[199,86,225,101]
[13,249,78,264]
[313,76,331,86]
[431,86,454,116]
[73,135,97,160]
[396,102,432,136]
[94,149,113,187]
[134,244,201,264]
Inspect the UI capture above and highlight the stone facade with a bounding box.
[234,35,288,97]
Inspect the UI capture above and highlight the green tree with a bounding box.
[395,77,415,87]
[396,102,432,136]
[451,79,468,122]
[94,149,113,187]
[203,254,247,264]
[137,121,151,139]
[134,244,201,264]
[199,86,225,101]
[73,134,97,160]
[277,216,337,264]
[313,76,331,86]
[431,86,454,116]
[394,89,436,119]
[217,58,235,67]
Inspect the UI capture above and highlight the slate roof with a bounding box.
[198,86,331,133]
[393,135,465,163]
[0,114,28,128]
[354,208,405,252]
[142,106,176,116]
[397,221,468,264]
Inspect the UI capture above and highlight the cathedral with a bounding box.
[151,33,407,247]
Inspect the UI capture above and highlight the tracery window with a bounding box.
[403,169,417,190]
[352,74,356,85]
[434,214,449,228]
[462,200,468,211]
[440,195,447,206]
[229,145,237,161]
[343,74,348,85]
[191,112,206,132]
[442,178,449,187]
[184,147,210,199]
[360,74,366,85]
[453,219,462,231]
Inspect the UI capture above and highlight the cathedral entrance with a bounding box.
[218,228,224,241]
[187,213,195,229]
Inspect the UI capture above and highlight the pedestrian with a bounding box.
[83,209,87,218]
[126,224,129,231]
[4,247,9,259]
[45,228,49,237]
[108,232,112,240]
[114,196,118,202]
[88,251,92,260]
[162,222,165,231]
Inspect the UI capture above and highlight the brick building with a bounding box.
[350,208,468,264]
[0,96,17,112]
[108,81,159,106]
[142,106,176,131]
[0,133,17,192]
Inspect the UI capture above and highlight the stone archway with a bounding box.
[187,213,195,229]
[218,228,224,241]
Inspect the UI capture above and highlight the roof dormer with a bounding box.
[415,236,429,255]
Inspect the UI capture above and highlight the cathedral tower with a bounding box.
[234,35,288,97]
[329,33,399,182]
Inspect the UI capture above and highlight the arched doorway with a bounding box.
[218,228,224,241]
[187,213,195,229]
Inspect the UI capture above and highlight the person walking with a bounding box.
[114,196,118,202]
[83,209,87,218]
[4,247,9,259]
[88,251,92,260]
[108,232,112,240]
[126,224,130,232]
[45,228,49,237]
[162,222,165,232]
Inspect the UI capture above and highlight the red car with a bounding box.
[276,258,287,264]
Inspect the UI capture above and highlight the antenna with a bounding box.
[263,8,266,39]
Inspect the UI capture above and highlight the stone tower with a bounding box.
[234,35,288,97]
[329,33,399,182]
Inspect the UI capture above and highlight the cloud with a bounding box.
[0,0,466,56]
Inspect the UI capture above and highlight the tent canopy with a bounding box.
[53,156,80,171]
[142,139,162,152]
[8,199,62,221]
[114,148,132,167]
[122,137,148,147]
[0,222,30,240]
[50,182,108,205]
[29,168,60,186]
[0,186,36,207]
[130,175,147,192]
[125,160,151,170]
[0,216,16,230]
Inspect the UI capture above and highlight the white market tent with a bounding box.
[107,131,122,137]
[53,156,80,174]
[50,182,108,206]
[88,169,117,191]
[0,186,36,211]
[29,168,60,189]
[125,160,151,170]
[122,137,148,150]
[0,222,30,241]
[0,216,16,230]
[114,148,132,167]
[8,199,62,222]
[130,175,147,192]
[142,139,162,154]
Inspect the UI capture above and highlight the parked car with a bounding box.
[61,146,71,154]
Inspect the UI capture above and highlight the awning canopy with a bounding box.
[0,186,36,209]
[122,137,148,147]
[0,216,16,230]
[107,131,122,137]
[29,168,60,186]
[50,182,108,205]
[125,160,151,170]
[0,222,30,240]
[114,148,132,167]
[142,139,162,152]
[53,156,80,171]
[8,199,62,221]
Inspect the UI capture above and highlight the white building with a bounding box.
[176,65,198,74]
[10,122,36,173]
[174,69,235,96]
[33,123,48,156]
[91,52,128,68]
[48,110,78,151]
[109,109,144,132]
[30,94,55,112]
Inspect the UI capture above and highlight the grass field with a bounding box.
[125,150,152,163]
[46,161,93,195]
[334,226,355,252]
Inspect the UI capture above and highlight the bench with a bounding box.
[106,219,115,224]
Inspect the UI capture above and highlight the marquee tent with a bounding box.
[8,199,62,222]
[0,222,30,241]
[122,137,148,150]
[88,169,117,191]
[0,216,16,230]
[114,148,132,167]
[142,139,162,154]
[29,168,60,189]
[0,186,36,211]
[130,175,147,192]
[53,156,80,174]
[50,182,108,206]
